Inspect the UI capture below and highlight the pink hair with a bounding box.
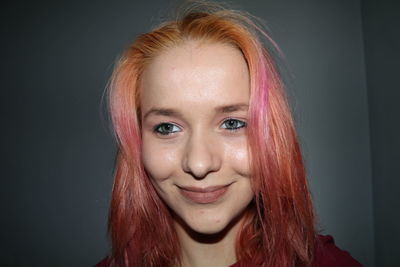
[107,3,316,267]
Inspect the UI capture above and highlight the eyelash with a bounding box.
[153,123,181,136]
[153,119,247,136]
[221,118,247,131]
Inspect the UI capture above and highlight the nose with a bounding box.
[182,132,222,179]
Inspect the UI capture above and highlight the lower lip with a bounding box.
[180,186,229,204]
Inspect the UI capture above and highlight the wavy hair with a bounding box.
[107,2,316,266]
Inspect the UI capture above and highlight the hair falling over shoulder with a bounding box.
[106,1,316,266]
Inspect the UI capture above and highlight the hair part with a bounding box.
[107,2,316,266]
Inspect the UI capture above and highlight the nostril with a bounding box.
[182,142,221,179]
[183,157,214,179]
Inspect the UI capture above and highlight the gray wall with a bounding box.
[362,1,400,266]
[2,0,398,266]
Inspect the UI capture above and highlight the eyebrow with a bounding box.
[216,103,249,113]
[143,103,249,120]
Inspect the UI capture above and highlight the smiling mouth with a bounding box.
[178,184,232,204]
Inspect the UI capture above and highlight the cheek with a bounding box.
[225,138,250,177]
[141,136,181,181]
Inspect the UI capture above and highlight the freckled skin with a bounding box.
[140,41,254,236]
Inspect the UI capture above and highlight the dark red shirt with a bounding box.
[95,235,362,267]
[228,235,362,267]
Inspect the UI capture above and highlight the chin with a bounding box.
[177,208,245,236]
[189,218,229,235]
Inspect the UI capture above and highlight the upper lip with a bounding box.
[178,183,233,193]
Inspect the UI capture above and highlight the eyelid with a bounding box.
[153,122,182,136]
[220,118,247,130]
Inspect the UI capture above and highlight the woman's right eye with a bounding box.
[153,123,181,135]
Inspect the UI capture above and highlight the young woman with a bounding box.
[96,2,362,267]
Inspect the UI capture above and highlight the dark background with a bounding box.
[1,0,399,266]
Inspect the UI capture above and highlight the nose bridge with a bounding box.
[182,127,221,179]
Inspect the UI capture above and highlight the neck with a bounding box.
[173,214,245,267]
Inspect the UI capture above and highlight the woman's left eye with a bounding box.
[221,119,247,131]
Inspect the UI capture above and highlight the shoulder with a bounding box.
[96,235,362,267]
[312,235,363,267]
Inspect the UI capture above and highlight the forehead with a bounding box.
[140,41,250,114]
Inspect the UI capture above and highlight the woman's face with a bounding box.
[140,41,254,235]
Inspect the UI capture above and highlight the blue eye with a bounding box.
[221,119,246,131]
[153,123,181,135]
